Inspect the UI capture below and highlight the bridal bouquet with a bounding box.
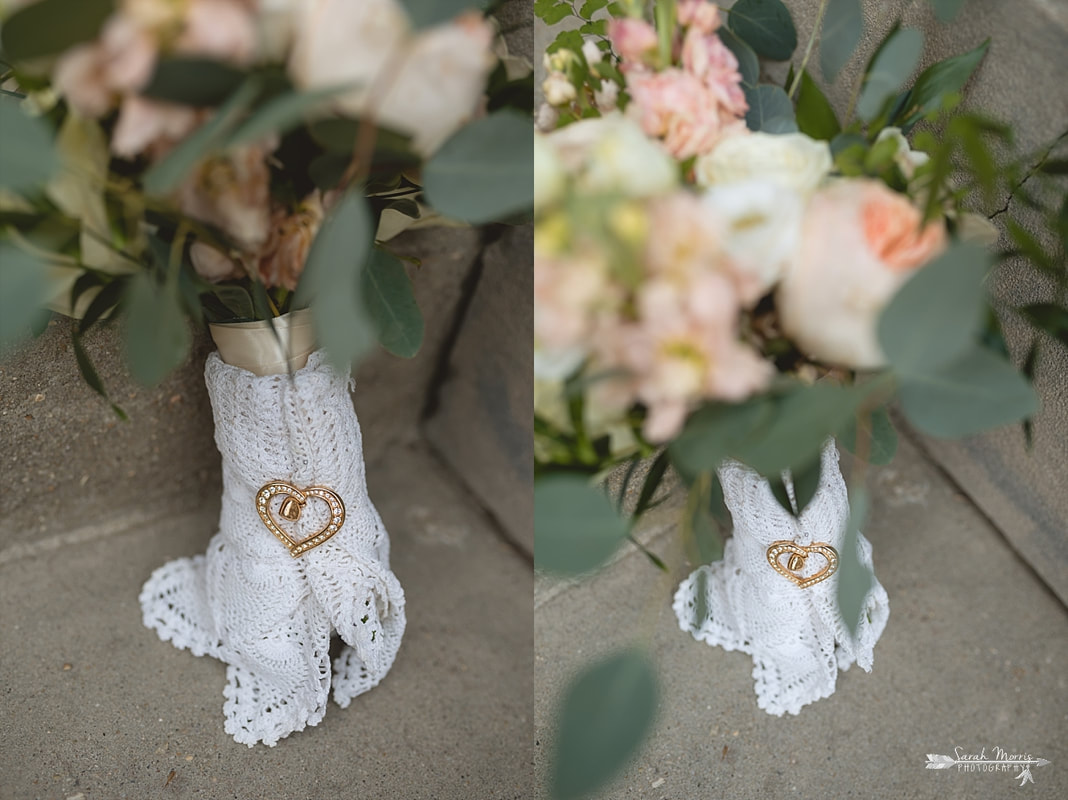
[533,0,1065,796]
[1,0,533,387]
[0,0,533,748]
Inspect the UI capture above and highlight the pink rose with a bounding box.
[777,179,948,369]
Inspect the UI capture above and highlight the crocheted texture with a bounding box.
[672,441,888,716]
[140,351,405,746]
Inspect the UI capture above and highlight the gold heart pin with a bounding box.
[766,541,839,589]
[256,482,346,557]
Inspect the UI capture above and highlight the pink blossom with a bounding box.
[681,28,747,115]
[644,193,725,281]
[534,249,618,352]
[627,68,746,159]
[608,18,659,66]
[54,43,114,117]
[100,14,157,92]
[677,0,722,35]
[178,0,258,65]
[111,95,198,157]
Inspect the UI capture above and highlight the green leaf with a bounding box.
[209,285,256,320]
[400,0,482,29]
[535,475,629,574]
[122,273,192,386]
[857,28,923,122]
[930,0,967,22]
[898,346,1039,437]
[226,85,354,149]
[0,99,58,192]
[837,488,874,636]
[795,69,841,140]
[632,450,670,519]
[142,79,261,195]
[361,249,424,358]
[295,191,376,372]
[423,111,533,224]
[877,242,990,376]
[840,406,898,465]
[901,39,989,123]
[551,649,657,800]
[728,0,798,61]
[669,396,776,480]
[792,457,822,515]
[0,242,49,349]
[141,58,247,107]
[580,0,609,17]
[820,0,863,82]
[743,84,798,133]
[78,277,127,333]
[0,0,113,62]
[689,480,725,565]
[1006,219,1058,276]
[535,0,573,24]
[719,26,760,88]
[1019,303,1068,348]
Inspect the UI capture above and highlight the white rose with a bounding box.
[695,131,832,196]
[542,71,576,106]
[701,179,803,306]
[546,113,677,198]
[534,132,565,213]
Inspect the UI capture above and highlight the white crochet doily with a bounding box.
[672,441,888,716]
[140,351,406,746]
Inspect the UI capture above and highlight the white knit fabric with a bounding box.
[140,351,405,746]
[672,441,888,716]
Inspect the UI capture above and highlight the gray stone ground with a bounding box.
[535,431,1068,799]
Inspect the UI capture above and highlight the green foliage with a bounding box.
[399,0,484,29]
[551,649,657,800]
[141,58,247,107]
[0,242,49,349]
[837,489,874,636]
[122,272,193,386]
[877,243,989,377]
[728,0,798,62]
[0,0,113,61]
[930,0,967,22]
[143,79,262,195]
[423,110,533,223]
[535,0,575,25]
[683,473,725,566]
[226,85,354,149]
[719,27,760,88]
[535,474,629,574]
[361,249,424,358]
[0,99,58,193]
[840,406,898,465]
[857,28,924,122]
[795,69,841,141]
[1018,303,1068,348]
[820,0,863,82]
[899,39,989,126]
[295,191,377,371]
[71,331,126,420]
[896,346,1038,437]
[744,84,798,133]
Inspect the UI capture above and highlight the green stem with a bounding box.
[788,0,829,100]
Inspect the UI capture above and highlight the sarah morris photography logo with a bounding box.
[925,745,1052,787]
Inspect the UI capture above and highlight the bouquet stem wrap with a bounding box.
[672,441,888,716]
[139,348,405,746]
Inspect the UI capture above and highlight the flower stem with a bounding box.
[788,0,829,101]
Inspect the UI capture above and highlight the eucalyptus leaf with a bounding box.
[210,285,256,320]
[837,488,874,637]
[123,273,192,386]
[295,191,376,371]
[820,0,863,82]
[669,396,775,480]
[744,84,798,133]
[535,475,628,575]
[901,39,989,123]
[361,249,424,358]
[226,85,354,149]
[877,242,990,376]
[791,457,822,516]
[795,70,841,141]
[0,0,113,61]
[0,99,58,192]
[930,0,966,22]
[688,478,725,565]
[1019,303,1068,348]
[400,0,483,29]
[857,28,924,122]
[143,79,261,195]
[840,406,898,465]
[719,26,760,88]
[0,242,49,349]
[423,111,533,223]
[728,0,798,61]
[898,346,1038,438]
[551,649,657,800]
[141,58,247,107]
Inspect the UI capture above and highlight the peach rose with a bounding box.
[776,179,947,369]
[177,142,274,250]
[257,192,326,290]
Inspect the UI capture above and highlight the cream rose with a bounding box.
[695,131,832,196]
[776,179,947,369]
[534,132,565,213]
